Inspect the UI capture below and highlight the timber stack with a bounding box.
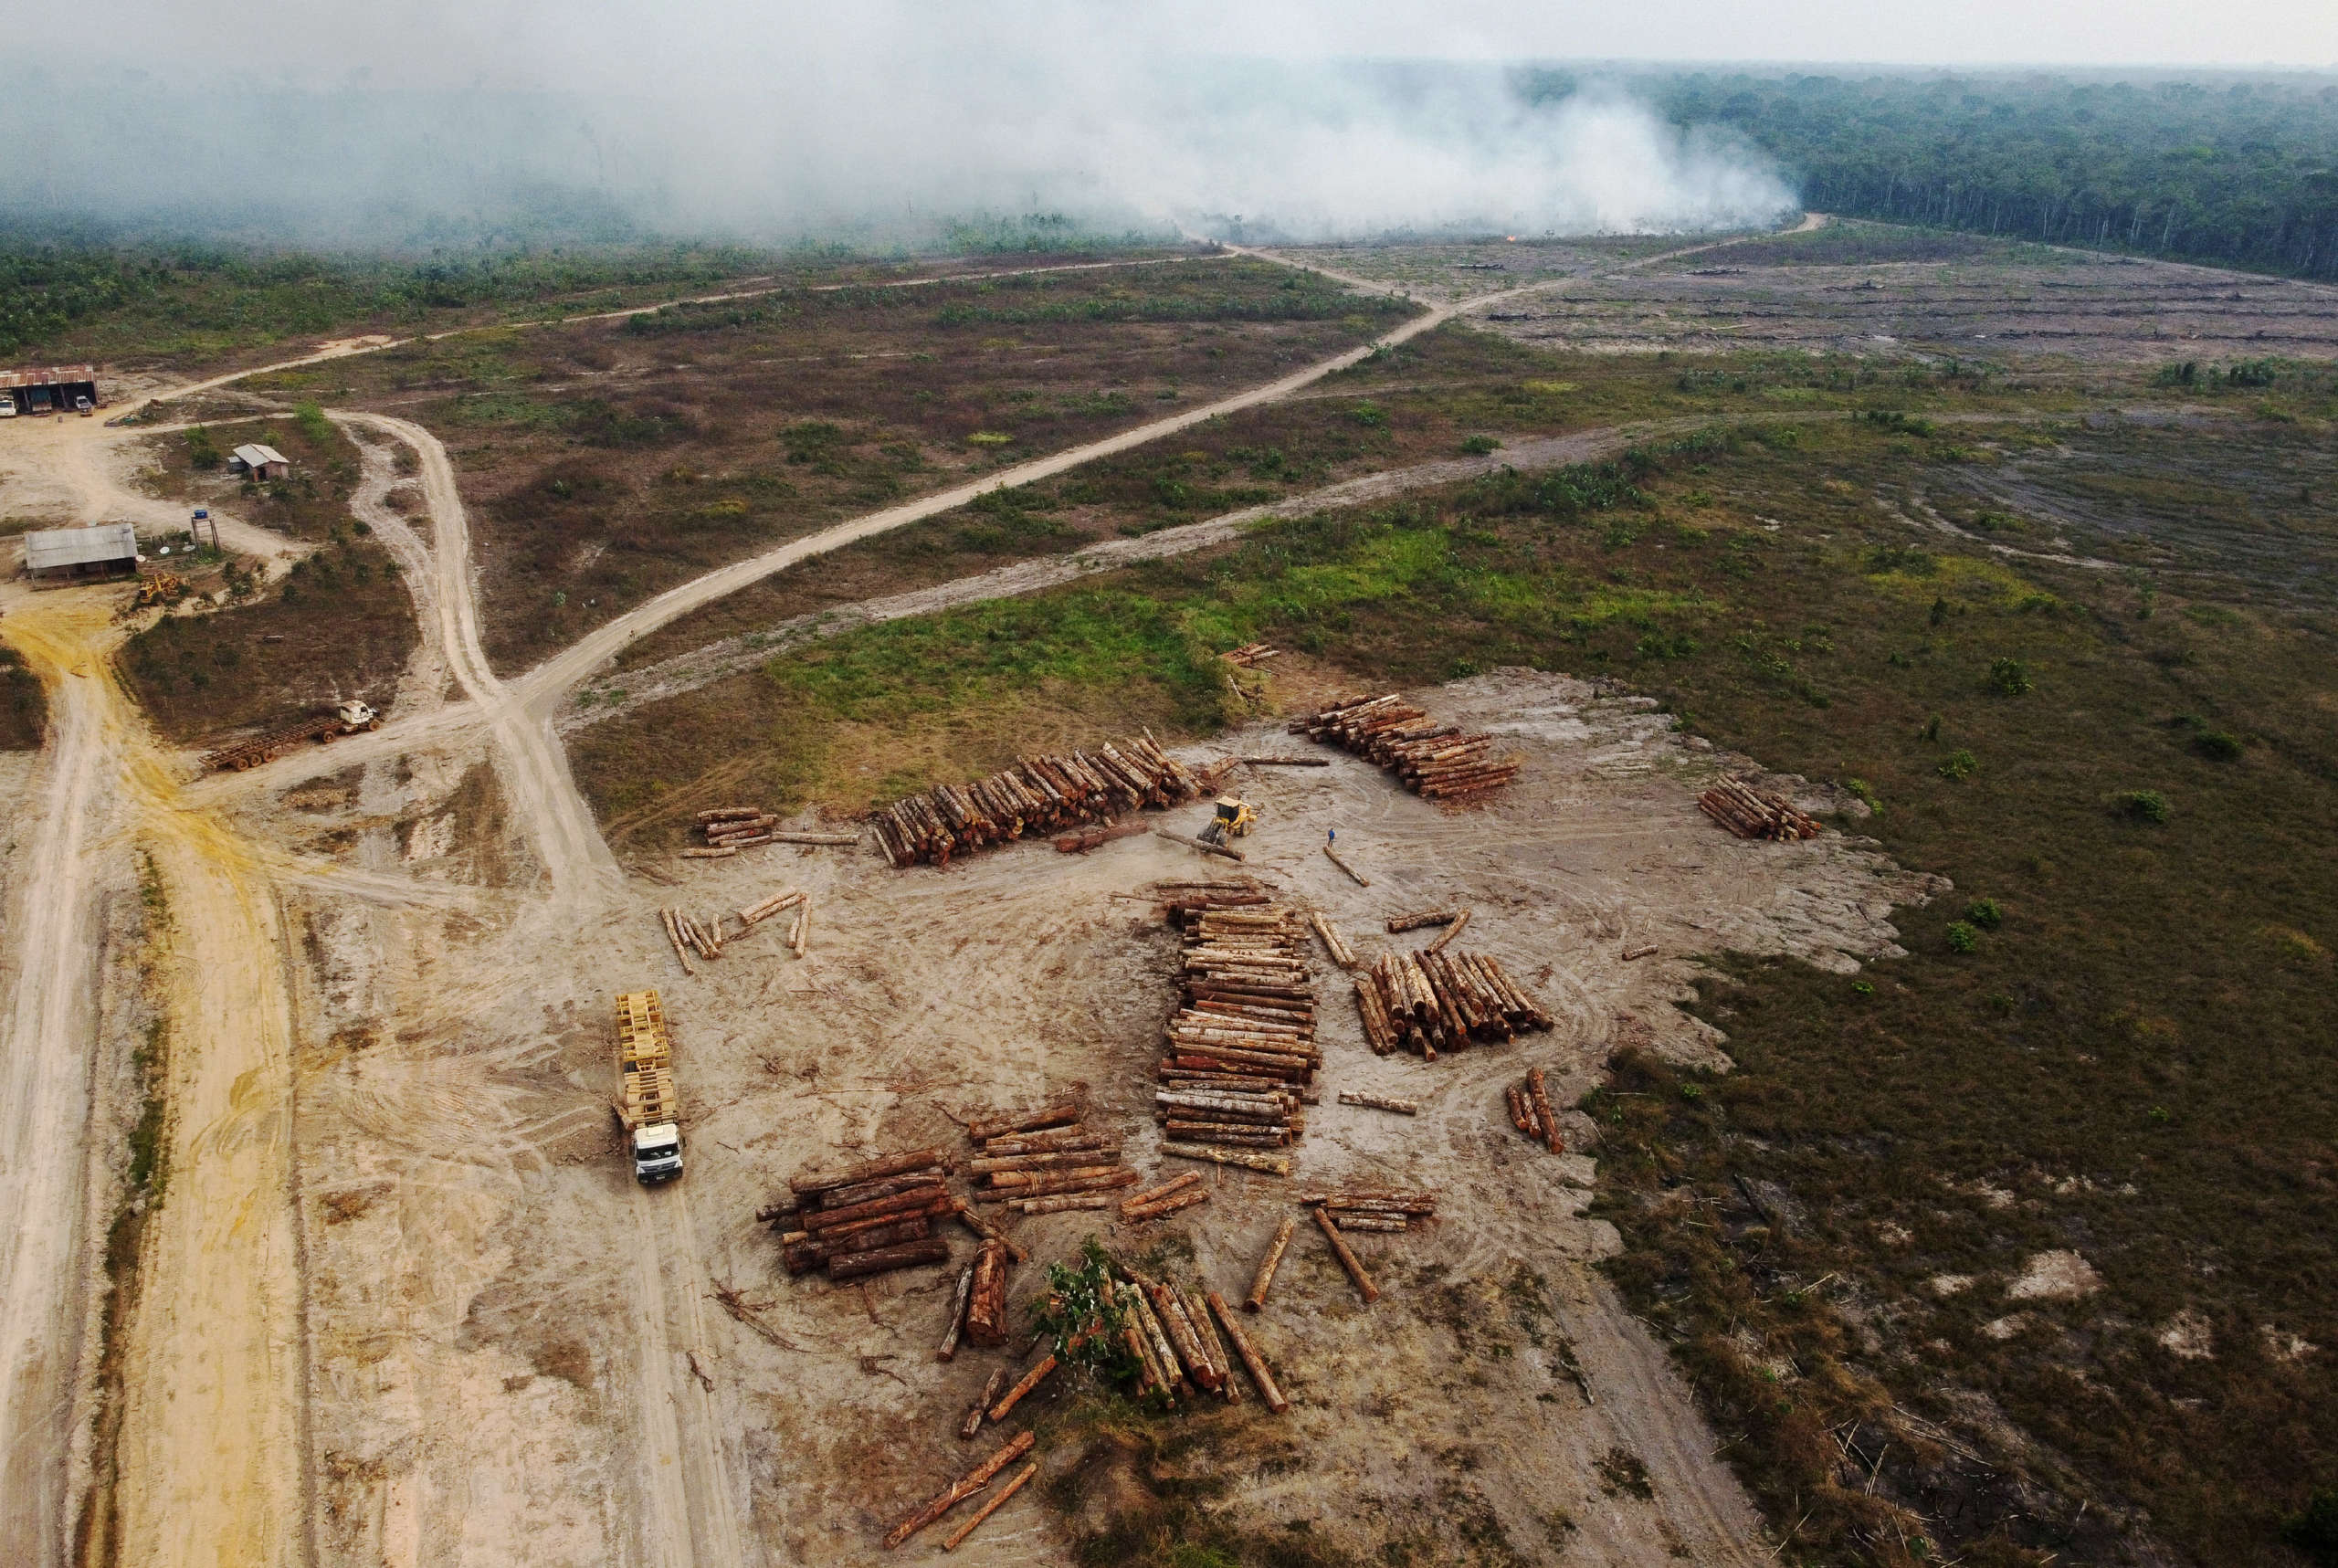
[769,1148,955,1281]
[1353,949,1553,1060]
[964,1102,1138,1216]
[870,735,1204,868]
[1504,1067,1566,1153]
[694,807,859,850]
[1156,901,1317,1174]
[1152,878,1272,924]
[1697,777,1821,841]
[1304,1188,1438,1234]
[1220,642,1280,668]
[1290,693,1521,802]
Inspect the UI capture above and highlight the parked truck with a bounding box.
[199,699,380,771]
[615,990,683,1184]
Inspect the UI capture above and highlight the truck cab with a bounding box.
[0,394,16,418]
[632,1122,684,1184]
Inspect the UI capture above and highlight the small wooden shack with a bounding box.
[24,522,140,583]
[230,443,291,480]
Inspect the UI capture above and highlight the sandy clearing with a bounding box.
[0,595,126,1564]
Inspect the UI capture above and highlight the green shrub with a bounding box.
[2192,730,2243,761]
[2282,1489,2338,1566]
[1987,657,2034,696]
[1945,921,1979,952]
[184,426,220,470]
[294,402,333,445]
[1348,401,1388,428]
[2113,789,2170,823]
[1964,898,2004,930]
[1843,777,1880,814]
[1937,749,1978,781]
[1459,433,1499,455]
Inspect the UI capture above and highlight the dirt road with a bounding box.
[0,594,126,1566]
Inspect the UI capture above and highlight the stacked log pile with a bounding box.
[871,736,1203,868]
[1697,777,1820,841]
[1353,949,1553,1060]
[1505,1067,1566,1153]
[1155,903,1317,1178]
[693,807,858,852]
[1099,1258,1286,1413]
[1290,693,1521,802]
[964,1103,1137,1216]
[1220,642,1280,668]
[770,1148,954,1281]
[1304,1189,1438,1234]
[1153,879,1271,924]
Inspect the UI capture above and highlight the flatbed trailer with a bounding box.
[615,990,683,1184]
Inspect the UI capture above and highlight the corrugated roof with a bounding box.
[1,365,97,388]
[25,522,138,572]
[233,443,290,468]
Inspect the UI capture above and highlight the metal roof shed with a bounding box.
[231,443,291,479]
[24,522,140,580]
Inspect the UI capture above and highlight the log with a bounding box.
[804,1210,943,1256]
[961,1366,1006,1440]
[1307,910,1357,970]
[1527,1067,1563,1154]
[679,847,739,859]
[827,1237,951,1281]
[801,1184,950,1233]
[1322,843,1370,886]
[938,1263,975,1363]
[988,1353,1058,1421]
[1207,1290,1290,1413]
[788,900,809,956]
[1245,1216,1298,1310]
[1148,1282,1222,1392]
[979,1129,1111,1157]
[769,831,861,846]
[1506,1083,1535,1138]
[951,1200,1029,1263]
[1385,908,1459,932]
[881,1429,1037,1549]
[1182,1282,1238,1402]
[1241,755,1328,766]
[659,908,697,977]
[1014,1193,1117,1215]
[792,1148,945,1197]
[1332,1215,1410,1233]
[1155,828,1245,862]
[1622,944,1659,961]
[978,1167,1137,1203]
[1301,1191,1438,1212]
[811,1171,952,1215]
[965,1240,1009,1347]
[1127,1281,1190,1400]
[967,1103,1079,1143]
[970,1147,1125,1176]
[698,806,762,823]
[1337,1091,1418,1115]
[1119,1172,1203,1214]
[1424,907,1472,954]
[1313,1206,1381,1304]
[1122,1187,1211,1222]
[1162,1142,1290,1176]
[941,1459,1038,1552]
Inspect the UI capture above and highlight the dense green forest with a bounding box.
[1617,71,2338,279]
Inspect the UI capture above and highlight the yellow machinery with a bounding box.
[1198,795,1257,846]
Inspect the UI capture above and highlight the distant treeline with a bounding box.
[1622,72,2338,280]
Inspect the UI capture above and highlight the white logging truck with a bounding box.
[615,990,684,1184]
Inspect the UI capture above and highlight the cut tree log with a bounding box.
[1385,908,1459,932]
[827,1237,951,1281]
[769,831,860,846]
[1337,1091,1418,1115]
[961,1366,1007,1440]
[1148,1282,1222,1392]
[1127,1282,1189,1401]
[1119,1172,1203,1214]
[881,1429,1036,1549]
[1240,755,1328,767]
[1622,943,1659,962]
[1313,1207,1381,1304]
[792,1148,944,1197]
[1245,1216,1297,1311]
[1207,1290,1290,1413]
[967,1103,1079,1142]
[965,1239,1010,1346]
[1181,1281,1238,1402]
[1307,910,1357,970]
[679,847,739,859]
[1155,828,1245,862]
[938,1263,975,1363]
[1122,1187,1211,1222]
[1331,1214,1410,1233]
[951,1199,1029,1263]
[1160,1142,1290,1176]
[1527,1067,1562,1154]
[987,1353,1058,1421]
[940,1459,1037,1552]
[1424,907,1472,953]
[1015,1193,1117,1215]
[1322,843,1370,886]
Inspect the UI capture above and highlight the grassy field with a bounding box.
[120,414,419,743]
[574,374,2338,1565]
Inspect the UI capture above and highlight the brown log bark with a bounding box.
[978,1166,1137,1203]
[881,1429,1036,1549]
[769,831,860,846]
[960,1367,1006,1440]
[1313,1207,1381,1303]
[807,1213,936,1255]
[1385,908,1459,932]
[1161,1142,1290,1175]
[937,1262,975,1363]
[811,1171,950,1215]
[1245,1216,1298,1310]
[1301,1190,1438,1211]
[1336,1092,1417,1115]
[827,1237,951,1281]
[1013,1193,1118,1215]
[1424,907,1472,953]
[1207,1290,1290,1413]
[1148,1283,1222,1392]
[966,1103,1079,1143]
[940,1459,1038,1552]
[1119,1172,1203,1213]
[1322,843,1370,886]
[1180,1281,1237,1402]
[1527,1067,1562,1154]
[1121,1188,1211,1222]
[1331,1214,1410,1232]
[801,1184,950,1233]
[978,1128,1109,1157]
[950,1199,1028,1263]
[791,1148,945,1197]
[1127,1281,1189,1400]
[964,1240,1009,1347]
[986,1353,1058,1421]
[970,1147,1124,1176]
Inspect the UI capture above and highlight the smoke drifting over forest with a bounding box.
[0,4,1795,246]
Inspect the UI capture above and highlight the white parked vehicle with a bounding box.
[0,395,16,418]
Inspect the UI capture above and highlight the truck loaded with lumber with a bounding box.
[199,699,380,771]
[615,990,683,1184]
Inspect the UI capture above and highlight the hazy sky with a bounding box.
[15,0,2338,79]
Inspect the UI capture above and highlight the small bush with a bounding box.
[1348,401,1389,429]
[1459,433,1499,455]
[1938,749,1979,781]
[2282,1489,2338,1565]
[2191,730,2243,761]
[1843,777,1880,814]
[1945,921,1979,952]
[2112,789,2170,823]
[1964,898,2004,930]
[184,426,221,470]
[1987,658,2034,696]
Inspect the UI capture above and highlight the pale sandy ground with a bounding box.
[265,665,1937,1567]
